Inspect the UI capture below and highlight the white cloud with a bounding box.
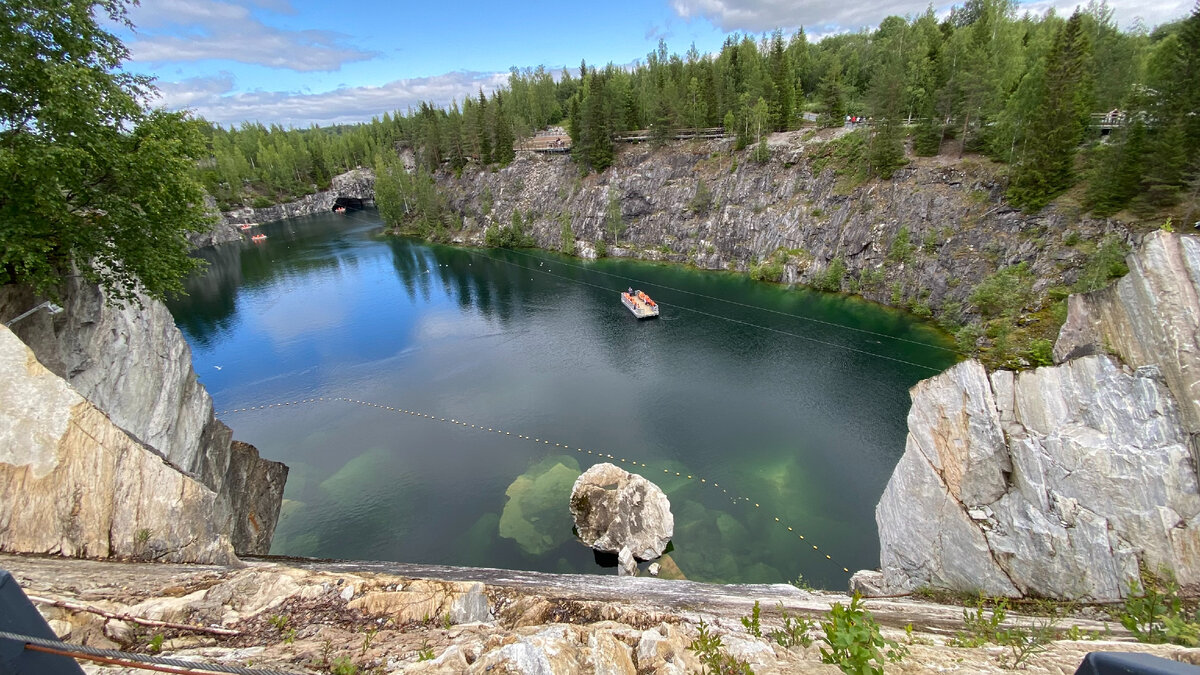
[671,0,1191,34]
[151,71,511,127]
[1017,0,1192,29]
[126,0,374,72]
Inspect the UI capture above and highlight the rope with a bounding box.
[0,630,296,675]
[217,396,855,575]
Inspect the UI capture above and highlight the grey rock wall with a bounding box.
[434,132,1132,318]
[874,233,1200,601]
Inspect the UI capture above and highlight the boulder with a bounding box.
[569,463,673,561]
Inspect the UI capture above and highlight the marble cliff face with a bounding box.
[873,232,1200,601]
[0,279,287,561]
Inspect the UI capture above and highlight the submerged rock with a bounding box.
[499,456,581,555]
[569,463,674,561]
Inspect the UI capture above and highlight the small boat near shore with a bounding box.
[251,233,267,242]
[621,289,659,319]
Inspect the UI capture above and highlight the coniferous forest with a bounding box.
[196,0,1200,221]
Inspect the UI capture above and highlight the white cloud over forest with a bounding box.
[153,71,510,127]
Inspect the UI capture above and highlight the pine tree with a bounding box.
[477,89,492,165]
[1007,11,1094,211]
[492,92,515,166]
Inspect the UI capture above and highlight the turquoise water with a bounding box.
[168,209,957,587]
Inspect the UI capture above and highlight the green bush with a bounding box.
[1120,572,1200,646]
[887,227,916,264]
[750,258,785,282]
[813,258,846,292]
[690,179,714,215]
[969,263,1034,319]
[251,196,275,208]
[690,619,755,674]
[819,593,907,675]
[1073,236,1129,293]
[559,214,576,256]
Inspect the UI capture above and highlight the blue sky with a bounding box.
[118,0,1193,127]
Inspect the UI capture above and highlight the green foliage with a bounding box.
[1006,13,1094,212]
[741,600,763,637]
[810,131,869,193]
[147,633,164,654]
[819,593,907,675]
[690,179,714,215]
[770,603,816,648]
[949,596,1065,668]
[268,614,289,632]
[887,227,916,264]
[949,596,1009,647]
[1026,338,1055,366]
[0,0,215,304]
[484,211,536,249]
[374,155,450,239]
[558,214,576,255]
[417,640,435,661]
[689,619,755,675]
[1073,236,1130,292]
[969,263,1034,320]
[813,258,846,292]
[750,257,785,282]
[594,239,608,257]
[329,656,360,675]
[604,190,625,241]
[1119,572,1200,646]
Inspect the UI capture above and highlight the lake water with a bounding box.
[168,209,957,588]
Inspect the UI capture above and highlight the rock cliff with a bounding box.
[430,132,1130,321]
[0,326,237,563]
[0,280,287,557]
[219,168,375,227]
[872,232,1200,601]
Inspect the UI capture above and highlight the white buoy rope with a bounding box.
[217,396,851,573]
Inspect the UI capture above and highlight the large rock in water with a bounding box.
[873,232,1200,601]
[0,279,287,556]
[569,463,673,562]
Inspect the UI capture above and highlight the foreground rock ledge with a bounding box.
[8,553,1200,674]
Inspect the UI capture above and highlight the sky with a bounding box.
[116,0,1195,128]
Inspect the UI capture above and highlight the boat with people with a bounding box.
[238,223,255,230]
[251,234,267,242]
[621,288,659,319]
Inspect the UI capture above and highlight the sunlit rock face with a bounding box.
[0,325,237,563]
[874,233,1200,601]
[0,279,287,556]
[570,462,674,566]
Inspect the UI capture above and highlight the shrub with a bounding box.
[813,258,846,292]
[819,593,907,675]
[1073,236,1129,293]
[690,179,714,215]
[559,214,576,256]
[887,227,916,264]
[969,263,1034,319]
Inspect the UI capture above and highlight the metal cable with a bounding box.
[0,630,297,675]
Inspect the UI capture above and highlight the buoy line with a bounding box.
[217,396,852,574]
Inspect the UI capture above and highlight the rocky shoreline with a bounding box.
[11,552,1200,674]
